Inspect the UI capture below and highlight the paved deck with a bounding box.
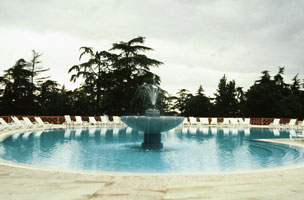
[0,128,304,199]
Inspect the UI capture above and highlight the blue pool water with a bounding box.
[0,127,303,173]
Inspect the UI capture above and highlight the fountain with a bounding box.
[121,84,184,149]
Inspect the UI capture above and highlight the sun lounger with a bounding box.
[199,117,209,125]
[64,115,75,126]
[286,119,297,128]
[269,118,280,127]
[12,116,31,128]
[75,116,88,126]
[23,117,43,128]
[112,116,123,126]
[189,117,198,126]
[100,116,112,126]
[89,117,102,126]
[210,118,218,125]
[182,118,190,126]
[229,118,239,126]
[237,118,244,125]
[0,118,19,130]
[243,118,251,126]
[34,117,53,128]
[222,118,230,126]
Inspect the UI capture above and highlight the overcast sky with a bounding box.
[0,0,304,96]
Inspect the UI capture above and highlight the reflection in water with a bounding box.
[0,127,303,173]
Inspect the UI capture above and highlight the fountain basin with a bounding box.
[121,116,184,134]
[121,115,184,149]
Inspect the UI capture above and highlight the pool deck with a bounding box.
[1,127,304,199]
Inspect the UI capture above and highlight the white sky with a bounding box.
[0,0,304,97]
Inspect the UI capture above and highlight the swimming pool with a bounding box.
[0,127,303,173]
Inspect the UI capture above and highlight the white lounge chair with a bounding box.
[199,117,209,125]
[182,118,190,126]
[89,117,102,126]
[75,116,88,126]
[12,116,31,128]
[64,115,75,126]
[222,118,230,126]
[237,118,244,125]
[23,117,42,128]
[0,118,18,130]
[34,117,53,128]
[100,116,111,126]
[229,118,238,126]
[286,119,297,128]
[210,118,218,125]
[270,118,280,127]
[189,117,198,126]
[112,116,123,126]
[243,118,251,126]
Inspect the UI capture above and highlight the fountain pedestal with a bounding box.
[142,133,163,149]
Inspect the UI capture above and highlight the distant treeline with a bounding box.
[0,37,303,119]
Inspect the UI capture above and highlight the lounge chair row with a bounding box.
[182,117,303,128]
[64,115,125,127]
[0,116,53,131]
[269,118,300,128]
[183,117,251,126]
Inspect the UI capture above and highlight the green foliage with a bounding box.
[0,41,304,119]
[214,75,238,117]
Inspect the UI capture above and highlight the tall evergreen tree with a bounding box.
[214,75,238,117]
[0,59,36,114]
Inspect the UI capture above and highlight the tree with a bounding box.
[28,50,50,86]
[184,85,212,117]
[0,59,36,114]
[69,47,114,114]
[101,36,163,115]
[214,75,238,117]
[172,89,192,115]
